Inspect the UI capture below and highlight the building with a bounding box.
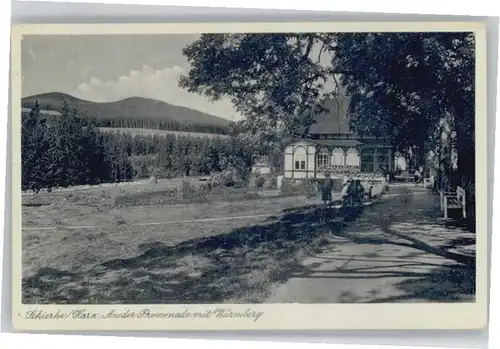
[284,96,394,181]
[251,157,271,175]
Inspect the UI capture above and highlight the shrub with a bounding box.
[247,175,257,189]
[208,172,225,188]
[209,169,246,188]
[280,179,319,198]
[255,175,266,189]
[263,176,277,189]
[180,179,208,202]
[247,174,264,189]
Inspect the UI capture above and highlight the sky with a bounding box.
[21,34,244,121]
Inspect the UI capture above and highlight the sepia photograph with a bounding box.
[10,22,489,330]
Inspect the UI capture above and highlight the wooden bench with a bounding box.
[440,186,467,219]
[394,174,414,182]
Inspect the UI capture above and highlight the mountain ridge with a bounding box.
[21,92,233,128]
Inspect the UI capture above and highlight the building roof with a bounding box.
[308,95,354,136]
[305,138,362,148]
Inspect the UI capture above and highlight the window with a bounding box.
[294,147,306,170]
[316,148,330,168]
[295,155,306,170]
[377,148,390,171]
[346,148,360,167]
[331,148,344,167]
[360,148,375,173]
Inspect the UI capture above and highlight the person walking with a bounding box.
[341,177,352,206]
[321,171,334,206]
[319,171,334,222]
[413,166,422,186]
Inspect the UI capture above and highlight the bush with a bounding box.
[280,179,319,198]
[255,175,266,189]
[248,174,264,189]
[208,172,225,188]
[209,169,246,188]
[180,178,209,201]
[263,176,277,189]
[248,174,277,190]
[247,175,257,189]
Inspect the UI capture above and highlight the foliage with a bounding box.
[179,32,476,187]
[181,178,210,202]
[332,33,474,162]
[254,175,267,189]
[263,176,277,190]
[179,34,335,162]
[280,179,318,198]
[180,34,333,138]
[85,115,234,136]
[21,103,54,192]
[22,101,128,192]
[22,102,254,192]
[249,173,278,190]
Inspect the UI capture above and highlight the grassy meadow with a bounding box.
[21,176,340,304]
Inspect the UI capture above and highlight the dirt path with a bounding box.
[265,186,476,303]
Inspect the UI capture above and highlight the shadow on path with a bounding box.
[23,188,475,304]
[23,203,354,304]
[316,189,476,302]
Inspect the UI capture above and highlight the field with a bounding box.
[22,177,339,304]
[98,127,232,139]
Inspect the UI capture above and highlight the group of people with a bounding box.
[320,171,372,207]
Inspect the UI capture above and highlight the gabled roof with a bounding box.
[305,138,362,147]
[308,95,354,136]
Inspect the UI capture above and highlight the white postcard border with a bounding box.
[10,21,489,331]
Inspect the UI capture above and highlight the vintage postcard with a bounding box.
[10,22,489,331]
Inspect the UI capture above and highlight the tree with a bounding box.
[179,34,335,151]
[331,33,474,164]
[180,32,475,187]
[21,102,56,192]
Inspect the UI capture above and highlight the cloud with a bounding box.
[89,78,102,87]
[71,64,243,121]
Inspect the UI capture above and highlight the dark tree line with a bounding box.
[22,101,253,192]
[22,101,241,136]
[112,131,253,180]
[22,102,131,192]
[86,115,239,136]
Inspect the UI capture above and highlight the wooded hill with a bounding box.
[21,92,237,136]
